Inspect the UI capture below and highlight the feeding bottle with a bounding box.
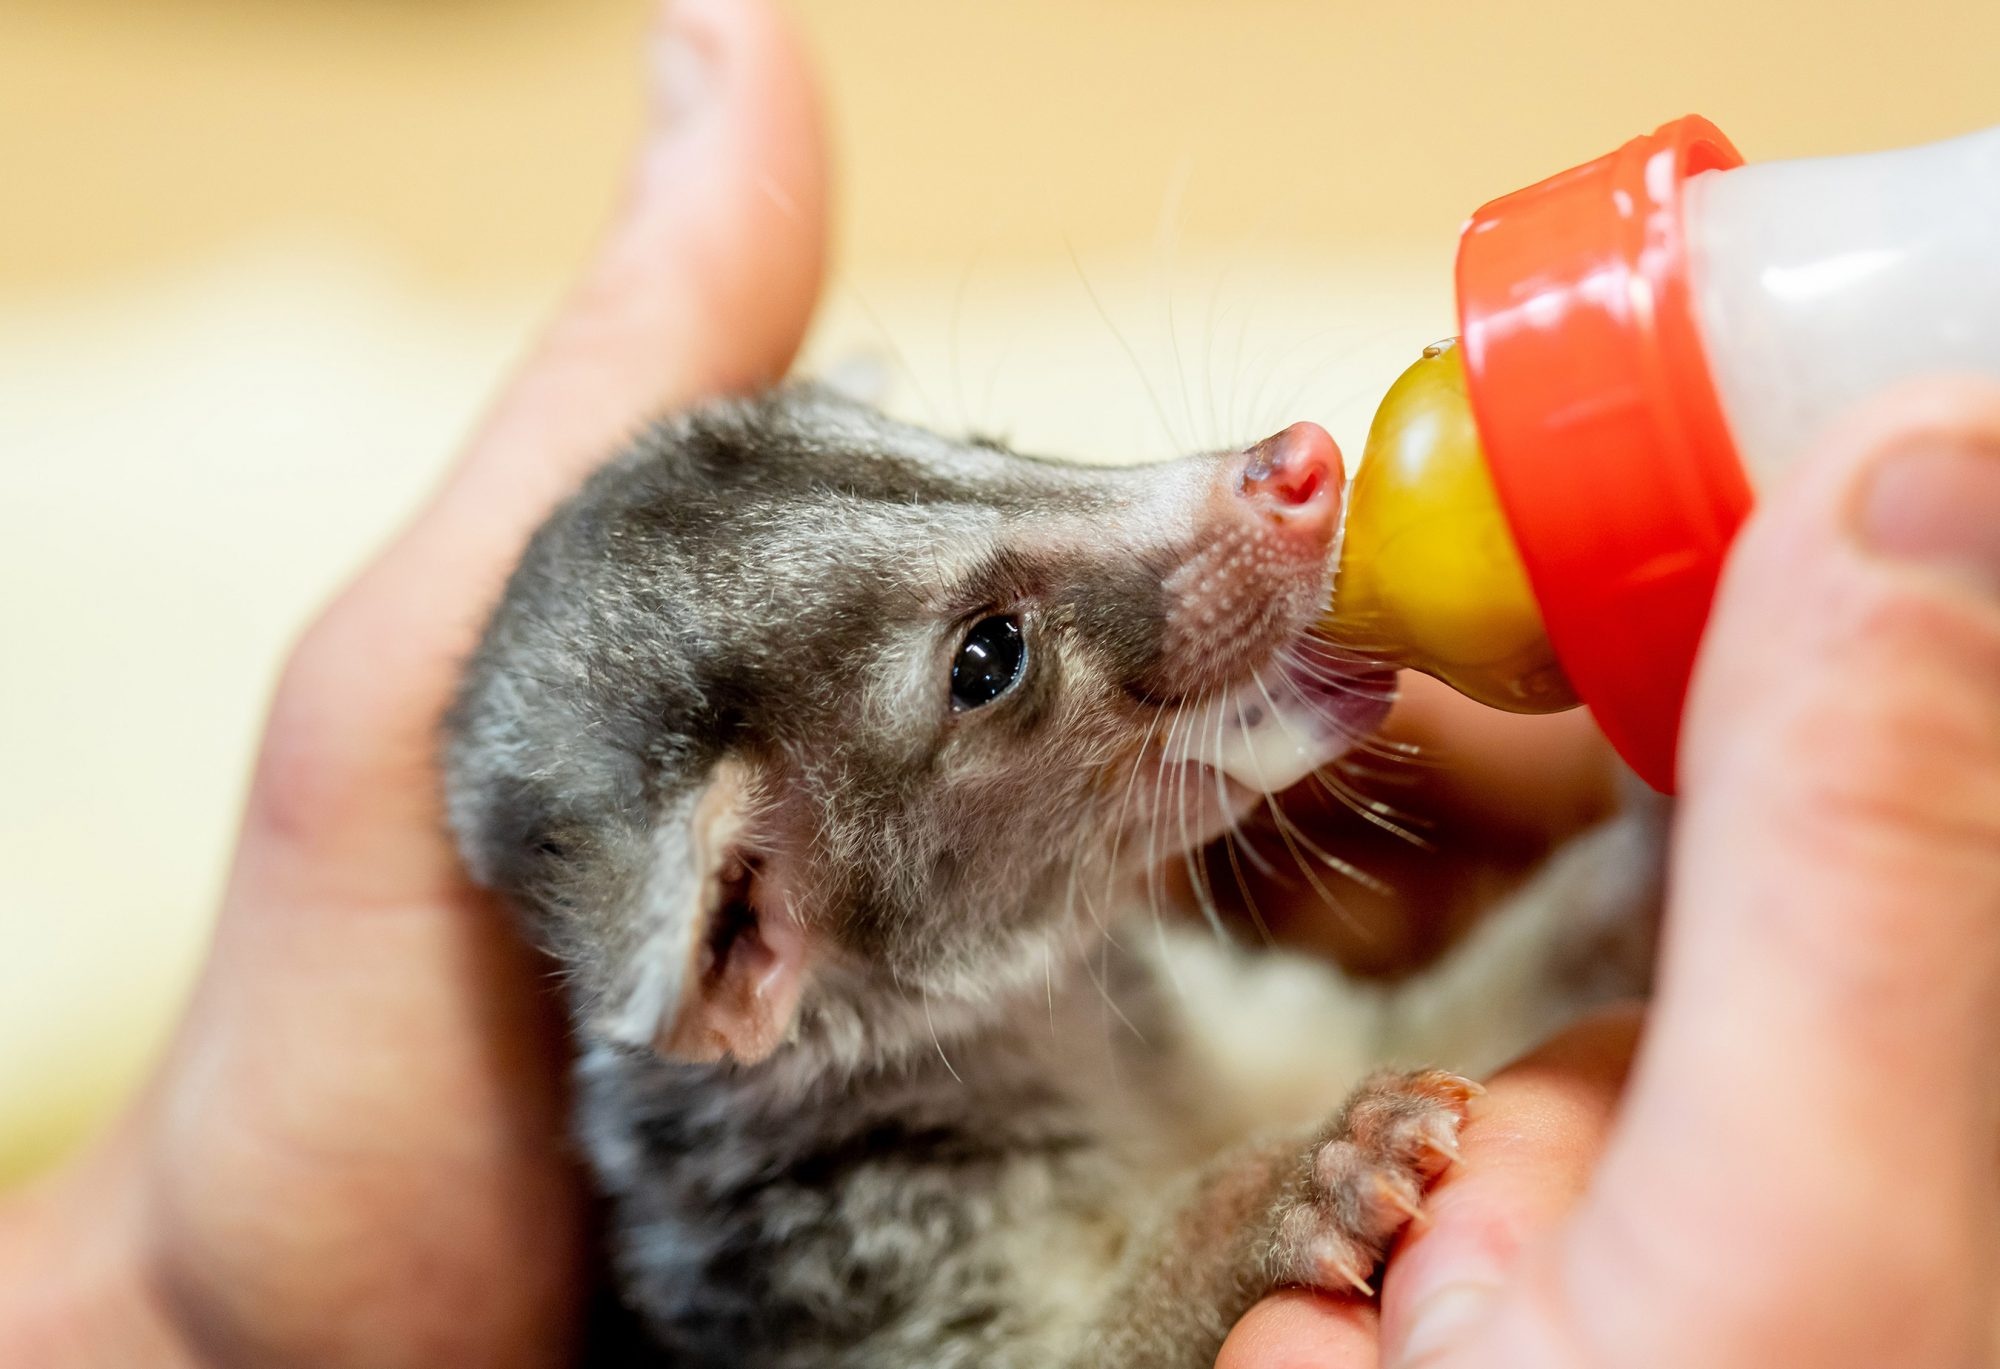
[1322,114,2000,790]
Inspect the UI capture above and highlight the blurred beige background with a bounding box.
[3,0,1996,1185]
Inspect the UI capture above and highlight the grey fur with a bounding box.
[444,385,1662,1368]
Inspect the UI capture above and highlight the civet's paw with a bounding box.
[1266,1068,1480,1296]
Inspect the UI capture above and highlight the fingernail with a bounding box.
[651,4,718,128]
[1386,1281,1498,1368]
[1856,433,2000,600]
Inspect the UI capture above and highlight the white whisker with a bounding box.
[1066,239,1189,452]
[1176,690,1230,940]
[1262,665,1433,844]
[1043,938,1057,1037]
[921,986,964,1085]
[1228,690,1371,933]
[1103,701,1169,919]
[1145,697,1192,941]
[1211,695,1279,879]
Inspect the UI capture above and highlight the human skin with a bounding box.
[4,3,1998,1368]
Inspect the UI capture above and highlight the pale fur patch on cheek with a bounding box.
[594,789,706,1049]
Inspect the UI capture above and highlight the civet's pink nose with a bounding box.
[1237,422,1344,543]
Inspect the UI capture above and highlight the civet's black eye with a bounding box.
[950,615,1026,711]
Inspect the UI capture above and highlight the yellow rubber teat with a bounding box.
[1322,339,1578,713]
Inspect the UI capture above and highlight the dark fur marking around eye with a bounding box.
[953,544,1054,613]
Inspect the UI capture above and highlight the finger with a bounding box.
[1376,1010,1636,1366]
[439,0,829,549]
[1660,378,2000,1103]
[1659,378,2000,1120]
[1218,1289,1379,1369]
[1574,377,2000,1358]
[249,0,829,900]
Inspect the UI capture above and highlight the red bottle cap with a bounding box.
[1456,115,1751,792]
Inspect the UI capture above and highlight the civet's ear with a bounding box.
[595,759,810,1066]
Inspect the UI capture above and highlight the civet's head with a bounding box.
[446,386,1389,1068]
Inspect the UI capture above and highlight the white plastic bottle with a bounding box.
[1688,123,2000,482]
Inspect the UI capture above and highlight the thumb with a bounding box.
[195,0,829,1204]
[1583,377,2000,1359]
[1386,377,2000,1369]
[447,0,829,540]
[251,0,829,901]
[1667,378,2000,1137]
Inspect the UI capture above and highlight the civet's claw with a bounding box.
[1372,1176,1428,1227]
[1418,1129,1463,1168]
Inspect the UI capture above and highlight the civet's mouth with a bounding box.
[1128,642,1394,858]
[1183,653,1394,792]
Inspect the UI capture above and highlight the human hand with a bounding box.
[0,2,826,1364]
[1223,377,2000,1367]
